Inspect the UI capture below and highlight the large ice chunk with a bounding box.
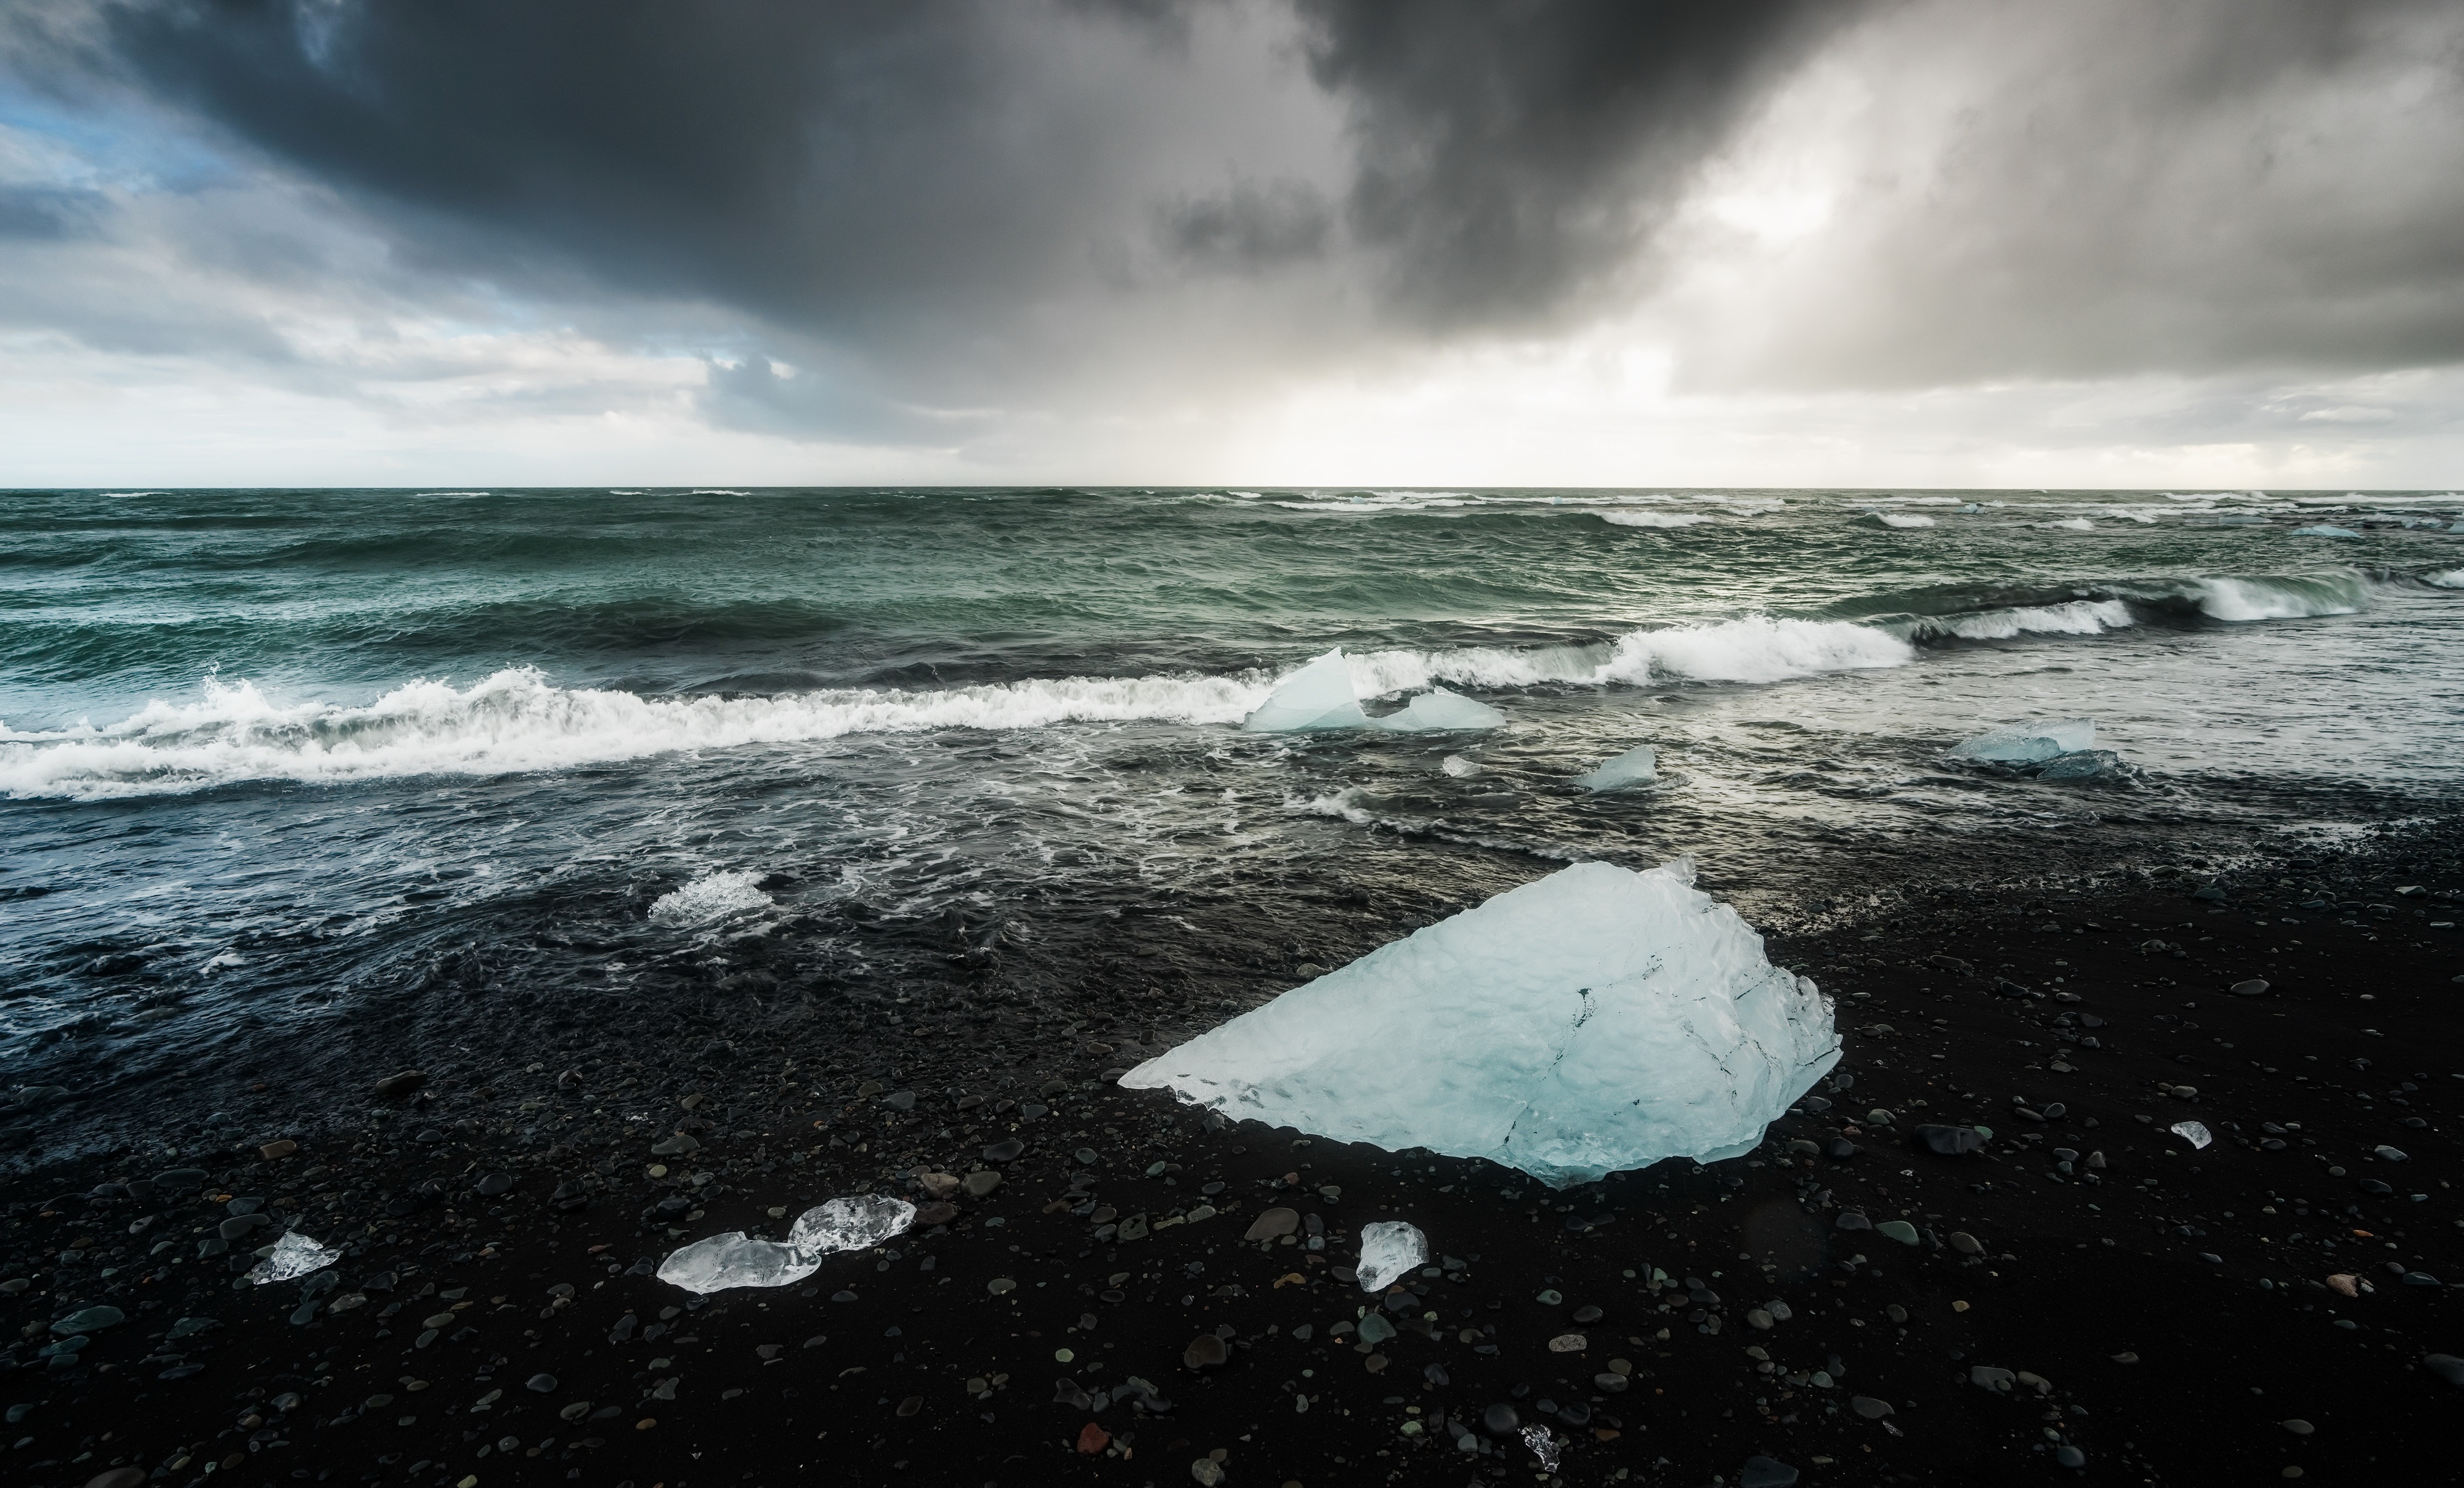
[790,1195,916,1256]
[1356,1220,1428,1292]
[657,1233,817,1293]
[1241,649,1503,733]
[1374,687,1506,732]
[1119,858,1839,1186]
[1948,719,2094,764]
[1574,744,1658,791]
[1241,649,1369,732]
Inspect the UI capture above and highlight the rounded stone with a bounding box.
[525,1373,557,1393]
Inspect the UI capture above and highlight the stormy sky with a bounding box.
[4,0,2462,487]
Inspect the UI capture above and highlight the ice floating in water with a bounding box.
[790,1195,917,1256]
[1120,858,1839,1186]
[1241,650,1368,732]
[2429,569,2464,590]
[2170,1121,2213,1150]
[1950,719,2095,764]
[248,1231,341,1285]
[1440,754,1482,778]
[1239,649,1503,734]
[1374,687,1506,732]
[649,870,770,927]
[1862,511,1935,529]
[657,1232,818,1293]
[2292,524,2361,538]
[1574,744,1658,792]
[660,1194,916,1293]
[1356,1220,1427,1292]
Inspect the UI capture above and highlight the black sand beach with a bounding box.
[7,823,2462,1488]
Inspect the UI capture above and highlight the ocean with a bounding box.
[4,485,2462,1150]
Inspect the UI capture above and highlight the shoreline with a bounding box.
[4,820,2460,1485]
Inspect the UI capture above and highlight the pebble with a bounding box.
[525,1373,557,1393]
[1191,1460,1224,1487]
[1850,1395,1892,1418]
[52,1306,124,1335]
[2281,1419,2314,1435]
[1835,1212,1872,1232]
[962,1170,1003,1197]
[84,1470,146,1488]
[982,1138,1025,1163]
[987,1278,1017,1295]
[1482,1402,1520,1435]
[1571,1304,1603,1323]
[1738,1456,1801,1488]
[1183,1333,1229,1370]
[373,1070,426,1100]
[1243,1207,1299,1241]
[914,1202,958,1226]
[2056,1446,2087,1468]
[2424,1354,2464,1388]
[1547,1333,1587,1353]
[1949,1231,1984,1255]
[1875,1220,1919,1245]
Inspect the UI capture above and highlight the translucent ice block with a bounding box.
[1949,719,2095,764]
[1372,688,1506,733]
[1574,744,1658,791]
[1356,1219,1427,1292]
[1240,649,1369,732]
[657,1232,818,1293]
[246,1231,341,1285]
[789,1195,916,1257]
[1120,857,1840,1187]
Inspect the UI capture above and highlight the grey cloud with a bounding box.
[1671,0,2464,389]
[1154,177,1332,272]
[1298,0,1853,330]
[0,183,105,239]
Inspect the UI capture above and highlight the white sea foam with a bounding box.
[1906,599,2135,641]
[2424,569,2464,589]
[649,870,772,927]
[1862,512,1936,529]
[2038,517,2098,532]
[1599,512,1715,528]
[689,489,754,495]
[2189,574,2366,621]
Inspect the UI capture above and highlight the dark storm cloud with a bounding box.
[1297,0,1847,330]
[5,0,2462,449]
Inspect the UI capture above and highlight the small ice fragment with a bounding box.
[1440,754,1482,778]
[1356,1220,1428,1292]
[1520,1425,1563,1470]
[657,1233,819,1293]
[789,1195,917,1257]
[1371,688,1505,732]
[649,870,770,927]
[1240,649,1368,732]
[2291,525,2361,538]
[1950,719,2095,764]
[247,1232,341,1285]
[1574,744,1658,792]
[2170,1121,2213,1150]
[1120,857,1841,1187]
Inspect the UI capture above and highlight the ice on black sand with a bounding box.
[1119,857,1840,1186]
[2170,1121,2213,1150]
[1241,647,1502,733]
[247,1232,341,1284]
[658,1194,915,1293]
[1356,1221,1427,1292]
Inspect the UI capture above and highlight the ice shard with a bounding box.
[1356,1220,1428,1292]
[656,1233,817,1293]
[1240,649,1369,732]
[246,1231,341,1285]
[1119,858,1839,1186]
[789,1195,916,1256]
[1574,744,1658,791]
[1372,687,1506,732]
[1949,719,2095,764]
[659,1193,917,1293]
[1241,649,1503,734]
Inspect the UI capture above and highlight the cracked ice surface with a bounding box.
[246,1231,341,1285]
[1121,858,1839,1187]
[1356,1220,1427,1292]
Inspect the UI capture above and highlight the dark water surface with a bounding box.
[5,486,2462,1150]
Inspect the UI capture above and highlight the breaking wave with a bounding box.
[2427,569,2464,590]
[0,572,2388,799]
[1599,511,1716,528]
